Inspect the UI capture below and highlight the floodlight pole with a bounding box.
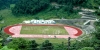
[68,37,71,50]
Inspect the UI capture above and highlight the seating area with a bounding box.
[23,20,56,24]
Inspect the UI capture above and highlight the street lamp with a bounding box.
[68,37,71,50]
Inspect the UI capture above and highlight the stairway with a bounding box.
[79,9,96,20]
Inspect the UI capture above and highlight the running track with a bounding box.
[4,24,82,38]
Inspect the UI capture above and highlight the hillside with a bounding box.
[0,7,81,26]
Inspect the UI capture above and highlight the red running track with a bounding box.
[4,24,82,38]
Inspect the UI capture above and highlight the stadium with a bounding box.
[4,20,82,39]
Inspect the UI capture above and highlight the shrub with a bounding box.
[78,47,95,50]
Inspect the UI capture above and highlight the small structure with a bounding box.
[6,36,12,41]
[99,6,100,9]
[23,20,56,24]
[23,20,31,24]
[31,20,56,24]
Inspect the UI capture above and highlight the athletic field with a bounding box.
[4,24,82,38]
[20,26,68,35]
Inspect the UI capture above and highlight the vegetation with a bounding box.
[0,0,100,50]
[41,40,53,50]
[11,0,82,19]
[12,0,50,15]
[0,46,14,50]
[7,38,28,50]
[7,38,56,50]
[0,26,10,49]
[78,47,95,50]
[28,40,38,50]
[0,0,18,10]
[92,20,100,50]
[0,0,10,10]
[95,9,100,18]
[69,20,100,50]
[0,15,3,21]
[53,42,67,50]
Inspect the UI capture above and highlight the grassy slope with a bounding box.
[0,9,33,27]
[20,26,68,35]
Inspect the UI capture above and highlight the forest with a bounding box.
[0,0,100,18]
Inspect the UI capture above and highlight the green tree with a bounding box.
[28,40,38,50]
[91,21,100,50]
[18,40,27,50]
[0,15,3,21]
[12,0,50,15]
[54,42,67,50]
[0,42,3,49]
[95,10,100,16]
[78,47,95,50]
[72,0,87,6]
[41,40,53,50]
[0,0,10,10]
[7,38,28,50]
[0,46,14,50]
[8,0,19,4]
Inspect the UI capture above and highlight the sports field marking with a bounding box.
[9,26,22,35]
[64,26,78,35]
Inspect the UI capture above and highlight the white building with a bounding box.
[30,20,56,24]
[23,20,31,24]
[23,20,56,24]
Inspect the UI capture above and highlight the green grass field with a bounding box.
[20,26,68,35]
[28,38,68,44]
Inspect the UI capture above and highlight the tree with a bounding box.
[0,41,3,49]
[0,26,8,46]
[0,46,14,50]
[0,15,3,21]
[72,0,87,6]
[93,21,100,40]
[95,0,100,5]
[0,0,10,10]
[88,20,100,50]
[78,47,95,50]
[54,42,67,50]
[18,40,27,50]
[8,0,19,4]
[12,0,50,15]
[28,40,38,50]
[95,10,100,16]
[41,40,53,50]
[7,38,28,50]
